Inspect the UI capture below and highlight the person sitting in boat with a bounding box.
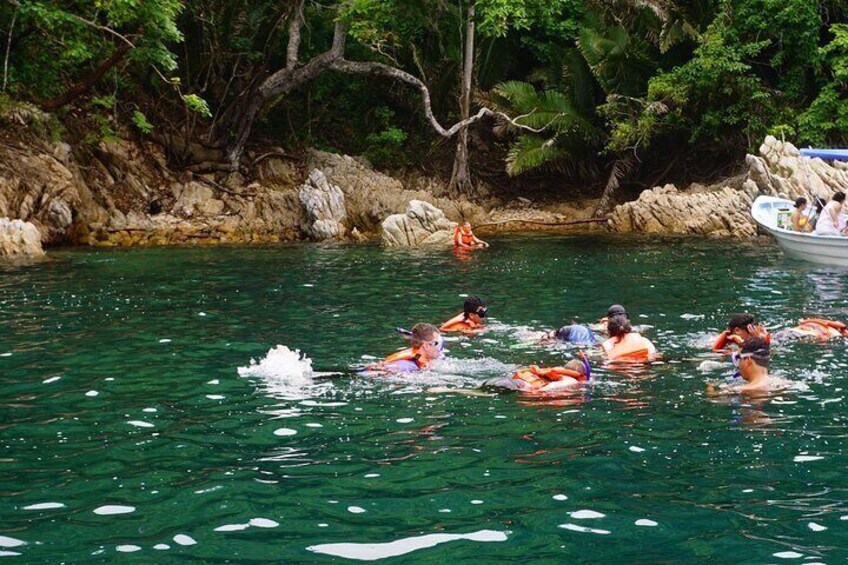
[814,191,848,236]
[484,352,591,392]
[791,197,813,232]
[601,312,657,361]
[367,323,443,373]
[453,221,489,248]
[712,313,770,352]
[440,296,487,333]
[539,322,597,345]
[706,337,789,396]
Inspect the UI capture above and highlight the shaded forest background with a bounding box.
[2,0,847,209]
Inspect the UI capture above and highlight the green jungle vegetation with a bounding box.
[2,0,847,207]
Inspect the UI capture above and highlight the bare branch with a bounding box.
[3,4,17,92]
[65,12,136,50]
[286,0,306,68]
[329,59,560,137]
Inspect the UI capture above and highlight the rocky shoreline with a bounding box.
[609,136,848,237]
[2,106,847,257]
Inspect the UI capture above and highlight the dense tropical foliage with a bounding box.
[1,0,847,203]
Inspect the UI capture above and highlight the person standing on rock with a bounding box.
[453,221,489,248]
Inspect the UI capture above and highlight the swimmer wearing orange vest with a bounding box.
[484,352,591,392]
[453,221,489,249]
[601,305,657,361]
[440,296,487,333]
[712,313,770,352]
[775,317,848,341]
[712,313,845,351]
[366,323,443,374]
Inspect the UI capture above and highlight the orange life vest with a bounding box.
[440,312,481,333]
[712,329,772,352]
[602,332,657,361]
[370,347,428,372]
[512,365,587,390]
[454,226,475,246]
[795,318,848,339]
[712,330,744,352]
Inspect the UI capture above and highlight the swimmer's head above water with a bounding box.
[462,295,488,323]
[607,304,628,318]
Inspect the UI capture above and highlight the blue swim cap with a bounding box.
[556,324,596,345]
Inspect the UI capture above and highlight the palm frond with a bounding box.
[506,135,564,176]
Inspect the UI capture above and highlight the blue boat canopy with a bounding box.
[799,148,848,160]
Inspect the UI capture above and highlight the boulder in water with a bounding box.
[0,218,44,257]
[381,200,457,247]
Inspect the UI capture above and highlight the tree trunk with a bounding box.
[449,2,476,197]
[227,90,265,168]
[594,157,635,216]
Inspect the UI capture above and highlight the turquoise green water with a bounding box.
[2,235,848,562]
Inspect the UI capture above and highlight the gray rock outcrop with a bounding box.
[746,136,848,200]
[381,200,457,247]
[610,136,848,238]
[298,169,346,240]
[0,218,44,256]
[608,183,757,238]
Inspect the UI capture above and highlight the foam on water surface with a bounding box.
[93,505,135,515]
[0,536,25,548]
[558,524,611,535]
[238,345,332,400]
[570,510,605,519]
[22,502,64,510]
[307,529,508,560]
[115,545,141,552]
[127,420,154,428]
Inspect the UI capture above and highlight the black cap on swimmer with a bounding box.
[463,296,487,315]
[607,304,627,317]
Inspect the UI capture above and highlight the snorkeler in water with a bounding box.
[772,318,848,341]
[484,352,591,392]
[365,323,444,374]
[712,313,846,352]
[706,337,789,396]
[601,306,657,361]
[712,313,770,352]
[440,296,488,333]
[539,322,597,346]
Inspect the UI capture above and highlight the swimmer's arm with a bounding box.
[382,359,419,373]
[706,383,740,397]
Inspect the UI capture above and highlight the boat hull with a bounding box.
[751,196,848,267]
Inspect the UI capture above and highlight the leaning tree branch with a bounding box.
[3,4,17,92]
[329,58,560,136]
[285,0,306,69]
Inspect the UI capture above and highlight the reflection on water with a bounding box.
[307,529,509,560]
[1,237,848,562]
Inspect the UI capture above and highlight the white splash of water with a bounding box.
[237,345,332,400]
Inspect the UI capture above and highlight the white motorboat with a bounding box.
[751,195,848,267]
